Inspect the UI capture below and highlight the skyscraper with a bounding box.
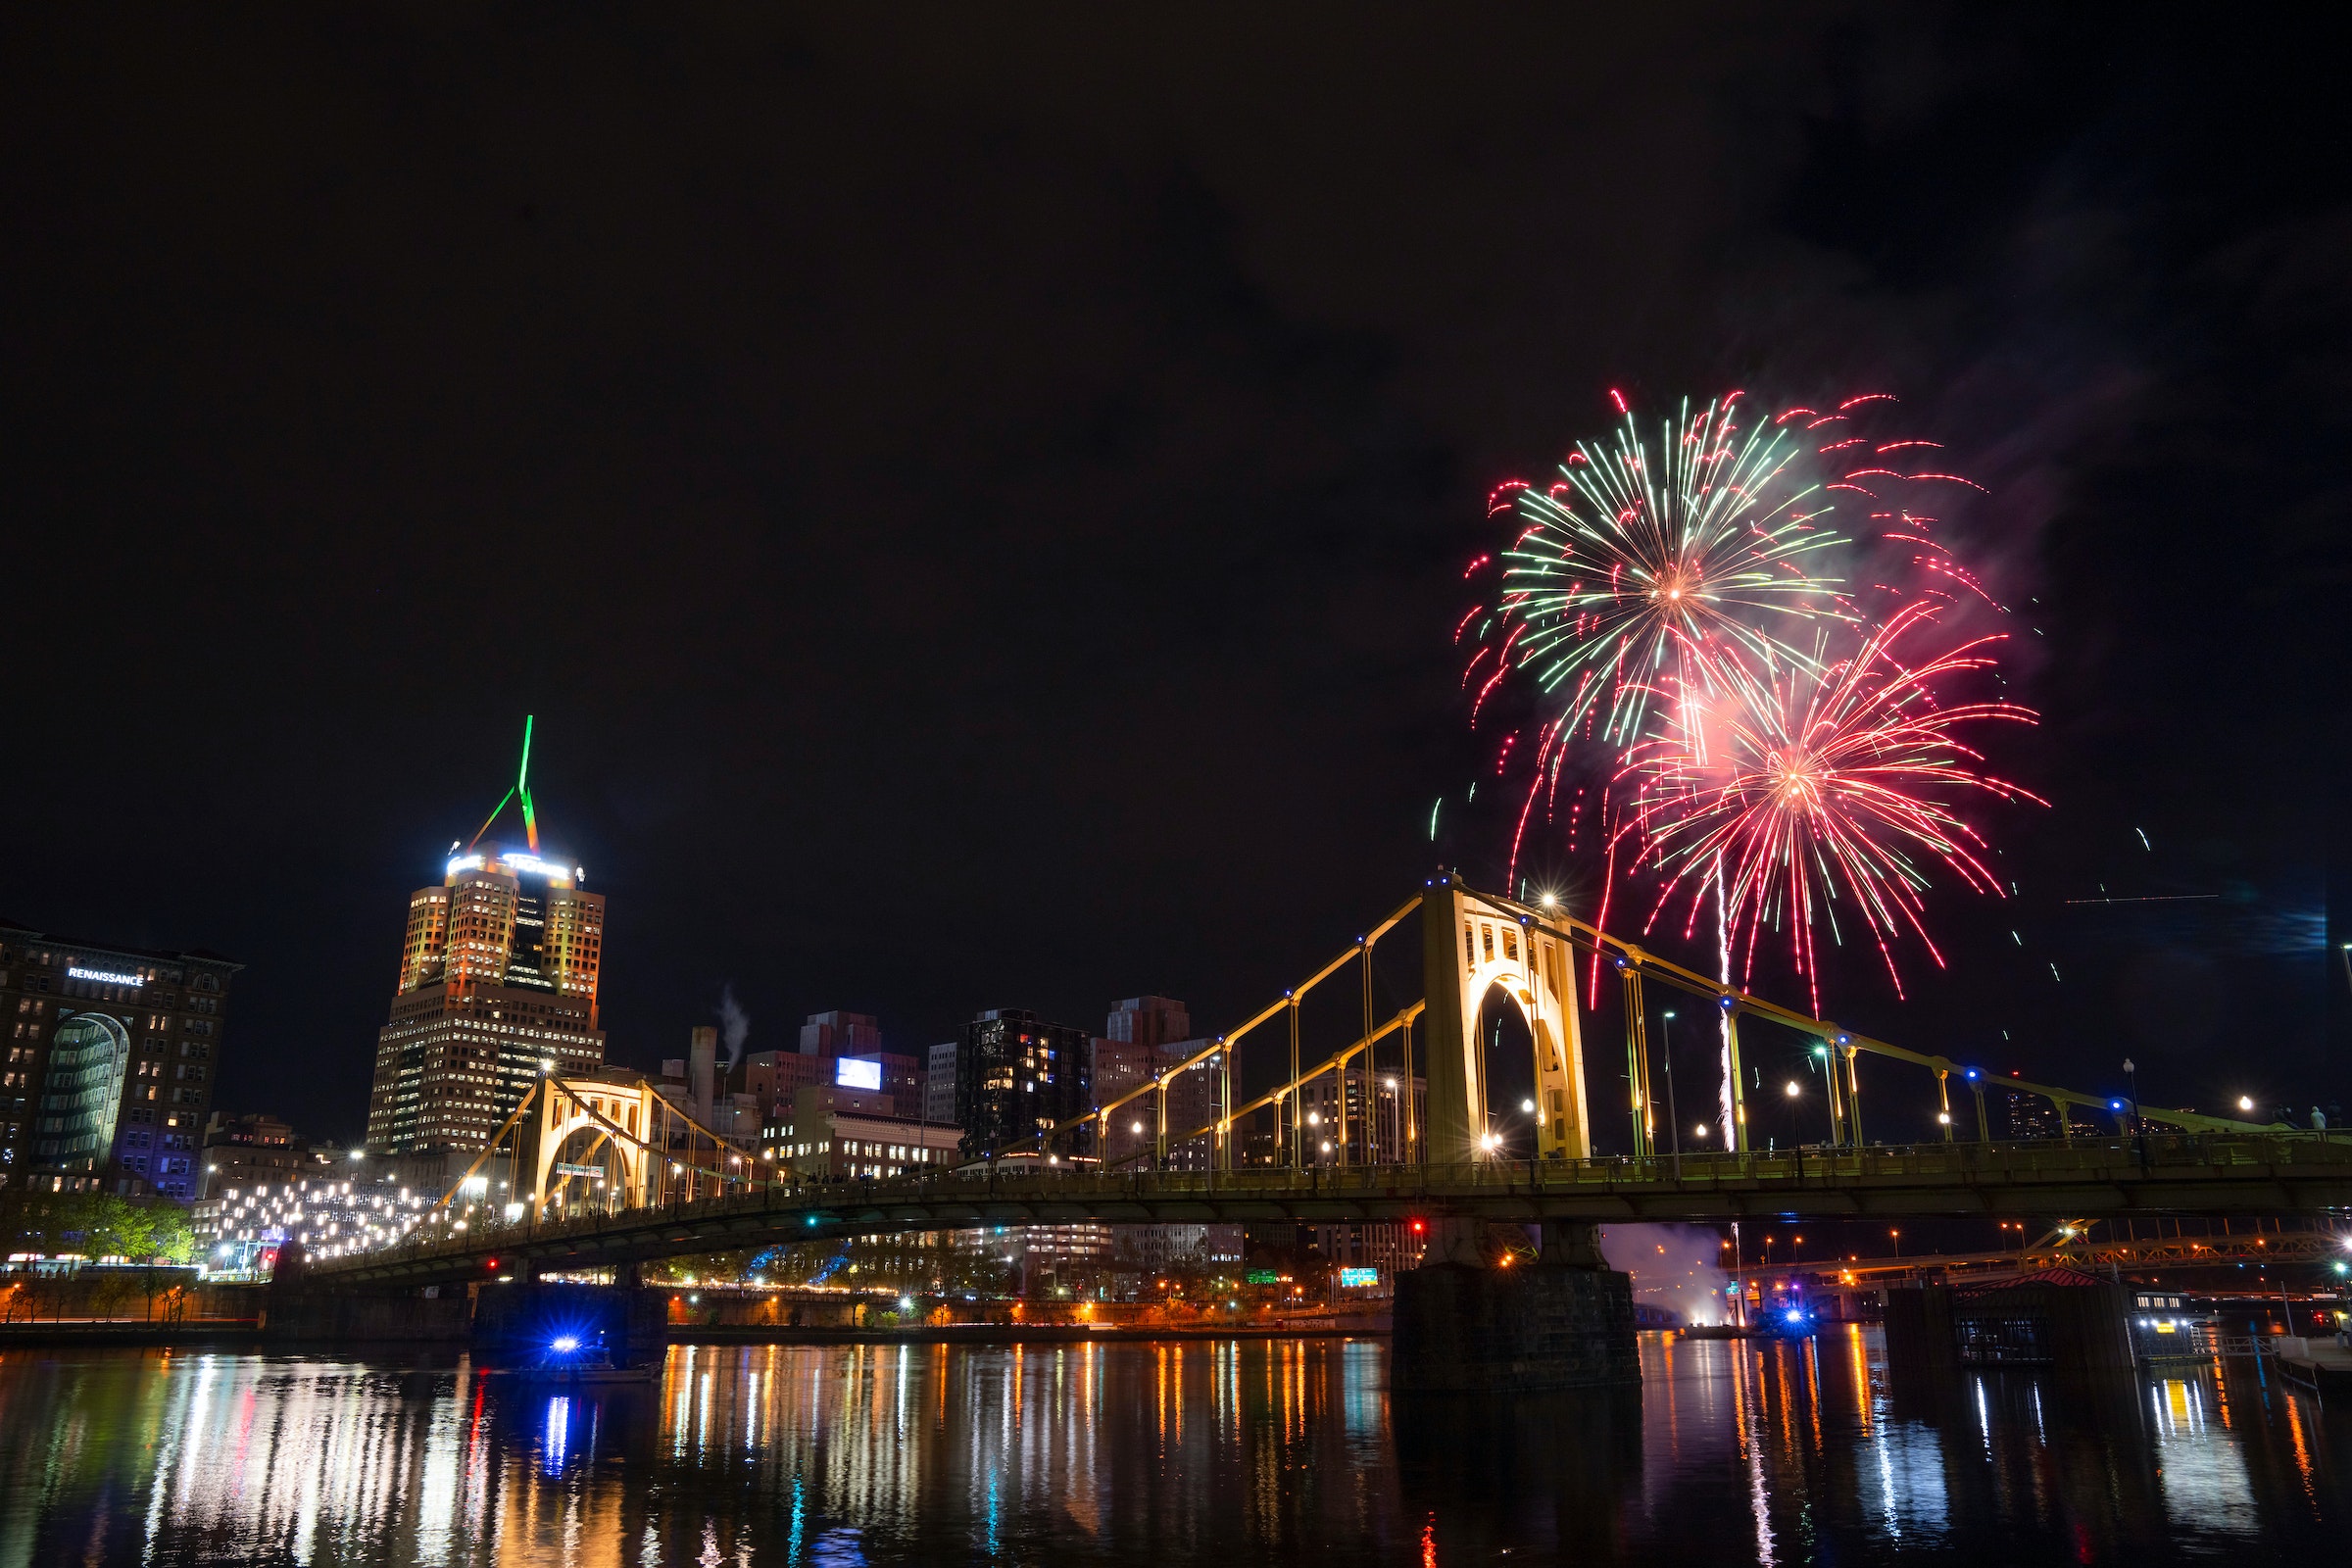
[924,1041,957,1125]
[956,1008,1092,1159]
[798,1010,881,1055]
[1093,997,1220,1171]
[365,721,606,1155]
[0,921,239,1200]
[1104,995,1190,1048]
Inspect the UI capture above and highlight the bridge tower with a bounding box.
[524,1072,660,1216]
[1419,876,1591,1163]
[1401,878,1636,1391]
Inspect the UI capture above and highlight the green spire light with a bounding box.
[516,714,538,852]
[467,715,541,852]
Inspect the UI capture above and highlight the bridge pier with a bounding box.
[1392,1221,1639,1393]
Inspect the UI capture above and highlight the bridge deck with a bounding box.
[311,1134,2352,1287]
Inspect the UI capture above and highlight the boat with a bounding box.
[481,1332,658,1385]
[520,1361,655,1386]
[1753,1302,1821,1340]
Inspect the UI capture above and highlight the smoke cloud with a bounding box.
[1598,1222,1732,1327]
[716,984,751,1072]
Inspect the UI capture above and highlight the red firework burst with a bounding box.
[1620,598,2045,1011]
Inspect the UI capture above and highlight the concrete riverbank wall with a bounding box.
[1,1269,257,1327]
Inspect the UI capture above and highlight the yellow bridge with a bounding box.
[314,878,2345,1288]
[315,1136,2352,1287]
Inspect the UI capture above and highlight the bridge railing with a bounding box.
[312,1129,2352,1277]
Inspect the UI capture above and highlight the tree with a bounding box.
[0,1192,196,1264]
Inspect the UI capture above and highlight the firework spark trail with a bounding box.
[1620,598,2045,1013]
[1479,393,1853,757]
[1448,390,2023,968]
[1459,388,2036,1013]
[1464,392,1891,897]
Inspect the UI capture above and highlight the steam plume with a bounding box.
[716,984,751,1072]
[1598,1222,1733,1327]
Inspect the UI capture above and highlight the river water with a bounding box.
[0,1329,2340,1565]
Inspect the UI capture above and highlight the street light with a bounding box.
[2238,1096,2255,1113]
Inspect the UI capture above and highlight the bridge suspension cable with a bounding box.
[985,879,2272,1178]
[1494,885,2273,1143]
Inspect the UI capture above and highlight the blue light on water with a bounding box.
[543,1396,570,1475]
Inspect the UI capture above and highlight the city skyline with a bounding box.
[2,13,2346,1561]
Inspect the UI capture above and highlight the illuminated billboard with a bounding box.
[835,1057,883,1091]
[1338,1267,1379,1289]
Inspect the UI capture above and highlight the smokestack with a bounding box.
[690,1025,717,1126]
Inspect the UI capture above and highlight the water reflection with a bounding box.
[0,1327,2342,1565]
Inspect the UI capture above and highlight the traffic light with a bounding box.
[1409,1219,1426,1236]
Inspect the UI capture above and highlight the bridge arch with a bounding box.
[541,1120,633,1216]
[529,1077,658,1214]
[1420,880,1588,1163]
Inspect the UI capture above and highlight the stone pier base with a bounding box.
[1393,1256,1640,1393]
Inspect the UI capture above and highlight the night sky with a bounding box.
[4,8,2344,1147]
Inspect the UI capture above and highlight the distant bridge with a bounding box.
[315,1133,2352,1288]
[1815,1221,2350,1284]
